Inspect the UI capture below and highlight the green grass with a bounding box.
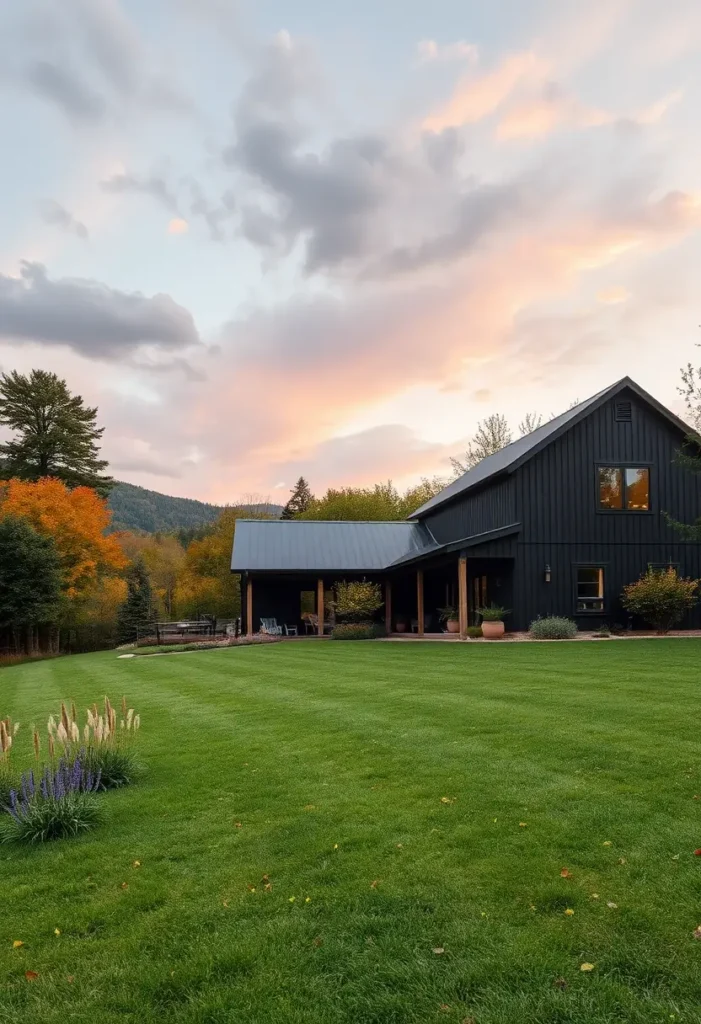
[2,640,701,1023]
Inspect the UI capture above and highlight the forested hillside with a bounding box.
[108,482,281,533]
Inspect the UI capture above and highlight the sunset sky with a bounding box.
[1,0,701,503]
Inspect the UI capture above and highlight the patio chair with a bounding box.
[302,613,318,634]
[284,624,298,636]
[259,618,283,636]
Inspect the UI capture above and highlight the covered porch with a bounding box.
[241,554,514,639]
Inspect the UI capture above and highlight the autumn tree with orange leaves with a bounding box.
[0,478,127,649]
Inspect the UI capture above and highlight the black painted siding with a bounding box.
[423,476,516,544]
[511,388,701,629]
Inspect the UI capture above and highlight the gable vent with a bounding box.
[615,400,632,422]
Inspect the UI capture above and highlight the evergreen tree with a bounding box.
[0,370,113,495]
[281,476,313,519]
[0,516,62,650]
[116,557,153,644]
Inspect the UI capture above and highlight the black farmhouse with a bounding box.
[231,377,701,636]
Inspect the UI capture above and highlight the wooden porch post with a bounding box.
[417,570,424,636]
[458,555,468,640]
[385,580,392,635]
[246,576,254,637]
[317,578,325,636]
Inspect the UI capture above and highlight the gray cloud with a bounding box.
[100,172,180,213]
[0,262,199,359]
[224,34,419,271]
[185,180,236,241]
[25,60,105,121]
[39,199,88,239]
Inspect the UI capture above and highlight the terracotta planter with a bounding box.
[395,622,407,633]
[481,620,505,639]
[445,619,459,633]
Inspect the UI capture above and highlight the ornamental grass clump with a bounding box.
[0,718,20,810]
[48,697,143,789]
[2,752,103,844]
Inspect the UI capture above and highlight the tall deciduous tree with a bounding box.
[0,516,62,653]
[116,557,153,644]
[0,370,113,495]
[281,477,313,519]
[0,478,126,601]
[665,355,701,538]
[450,414,513,476]
[518,412,543,436]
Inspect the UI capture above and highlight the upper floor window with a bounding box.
[598,466,650,510]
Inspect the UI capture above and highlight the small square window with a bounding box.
[576,567,604,612]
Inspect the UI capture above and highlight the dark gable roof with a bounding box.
[410,376,693,519]
[231,519,436,572]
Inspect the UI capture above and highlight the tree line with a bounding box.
[2,361,701,657]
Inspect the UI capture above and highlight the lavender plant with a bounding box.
[2,751,103,843]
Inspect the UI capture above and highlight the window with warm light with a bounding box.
[576,567,604,612]
[598,466,649,510]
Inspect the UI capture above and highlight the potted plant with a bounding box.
[395,615,407,633]
[438,606,460,633]
[478,605,509,639]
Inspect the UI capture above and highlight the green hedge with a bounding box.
[331,622,378,640]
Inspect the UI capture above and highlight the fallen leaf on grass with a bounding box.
[553,977,568,990]
[432,947,445,955]
[12,941,23,949]
[671,855,680,861]
[305,897,311,903]
[67,976,74,983]
[602,841,612,847]
[396,843,403,849]
[370,880,380,889]
[618,858,627,865]
[694,849,701,857]
[132,860,141,868]
[264,883,273,892]
[313,937,323,947]
[303,805,316,811]
[580,962,596,972]
[439,1005,451,1013]
[222,899,229,908]
[54,929,60,936]
[591,893,600,900]
[519,822,527,827]
[246,884,256,893]
[564,908,575,916]
[560,868,573,878]
[120,882,129,890]
[693,925,701,940]
[333,844,339,850]
[25,971,39,981]
[288,896,295,903]
[234,822,242,829]
[440,797,455,805]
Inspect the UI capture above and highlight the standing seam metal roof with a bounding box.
[231,519,436,572]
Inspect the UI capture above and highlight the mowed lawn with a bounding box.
[2,641,701,1023]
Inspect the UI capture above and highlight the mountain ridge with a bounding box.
[107,481,282,533]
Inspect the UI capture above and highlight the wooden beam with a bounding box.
[458,555,468,639]
[317,578,325,636]
[417,570,424,636]
[246,576,253,637]
[385,580,392,635]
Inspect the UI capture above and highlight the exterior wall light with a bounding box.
[544,564,551,583]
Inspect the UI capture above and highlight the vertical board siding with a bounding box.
[511,390,701,629]
[424,476,516,544]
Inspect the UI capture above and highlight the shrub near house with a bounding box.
[622,567,699,633]
[331,580,383,639]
